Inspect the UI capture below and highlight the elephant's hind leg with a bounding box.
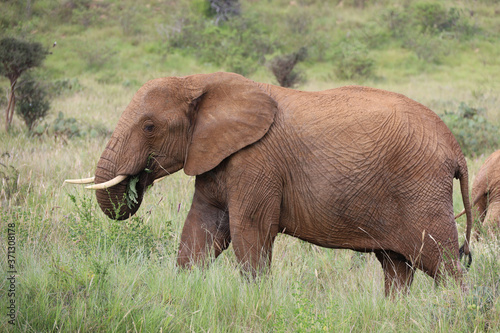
[483,201,500,237]
[375,250,415,297]
[418,237,465,291]
[473,195,488,239]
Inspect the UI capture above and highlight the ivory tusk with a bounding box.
[64,177,95,184]
[85,175,127,190]
[153,176,167,184]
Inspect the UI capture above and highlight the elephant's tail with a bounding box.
[456,157,473,266]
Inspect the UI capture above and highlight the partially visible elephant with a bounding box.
[66,72,472,296]
[456,150,500,237]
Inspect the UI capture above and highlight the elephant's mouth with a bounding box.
[124,171,157,209]
[65,156,166,220]
[95,169,155,220]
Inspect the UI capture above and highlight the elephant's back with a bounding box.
[323,85,451,137]
[280,85,462,171]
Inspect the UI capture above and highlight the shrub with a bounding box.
[353,21,391,50]
[78,41,117,69]
[382,3,477,65]
[68,193,163,257]
[341,0,372,8]
[384,2,477,39]
[268,47,308,88]
[284,9,312,35]
[0,153,30,207]
[33,111,110,139]
[169,15,273,76]
[334,40,374,80]
[15,79,50,131]
[441,102,500,157]
[402,31,449,64]
[413,2,459,34]
[119,4,142,36]
[207,0,241,25]
[49,78,83,96]
[49,112,81,137]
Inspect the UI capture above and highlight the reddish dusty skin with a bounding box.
[468,150,500,238]
[91,72,472,296]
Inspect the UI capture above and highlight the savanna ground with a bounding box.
[1,0,500,331]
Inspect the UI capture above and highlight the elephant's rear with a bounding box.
[471,150,500,235]
[378,90,473,272]
[266,84,473,280]
[474,150,500,202]
[324,86,472,277]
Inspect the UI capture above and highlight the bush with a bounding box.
[382,2,477,64]
[78,41,117,69]
[334,40,374,80]
[386,2,477,38]
[168,14,273,76]
[0,153,30,207]
[413,2,460,34]
[68,193,164,257]
[268,47,308,88]
[33,111,110,139]
[49,78,83,96]
[402,31,449,64]
[207,0,241,25]
[441,102,500,157]
[15,79,50,131]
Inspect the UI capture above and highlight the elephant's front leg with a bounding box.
[229,194,281,278]
[177,192,230,269]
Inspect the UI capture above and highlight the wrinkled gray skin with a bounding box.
[90,72,472,296]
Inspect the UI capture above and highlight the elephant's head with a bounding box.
[69,72,277,220]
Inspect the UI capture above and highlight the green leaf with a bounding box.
[126,176,140,209]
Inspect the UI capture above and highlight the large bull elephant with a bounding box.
[456,149,500,237]
[66,72,472,295]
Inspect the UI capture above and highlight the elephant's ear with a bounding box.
[184,73,278,176]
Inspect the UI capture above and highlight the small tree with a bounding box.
[268,47,307,88]
[0,37,48,131]
[207,0,240,25]
[15,79,50,132]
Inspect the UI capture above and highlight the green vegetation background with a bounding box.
[1,0,500,332]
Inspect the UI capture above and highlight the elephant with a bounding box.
[456,149,500,238]
[66,72,472,296]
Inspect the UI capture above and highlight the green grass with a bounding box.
[1,0,500,331]
[2,191,499,332]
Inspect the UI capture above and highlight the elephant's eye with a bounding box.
[144,124,155,133]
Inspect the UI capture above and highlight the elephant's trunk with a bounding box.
[94,144,151,220]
